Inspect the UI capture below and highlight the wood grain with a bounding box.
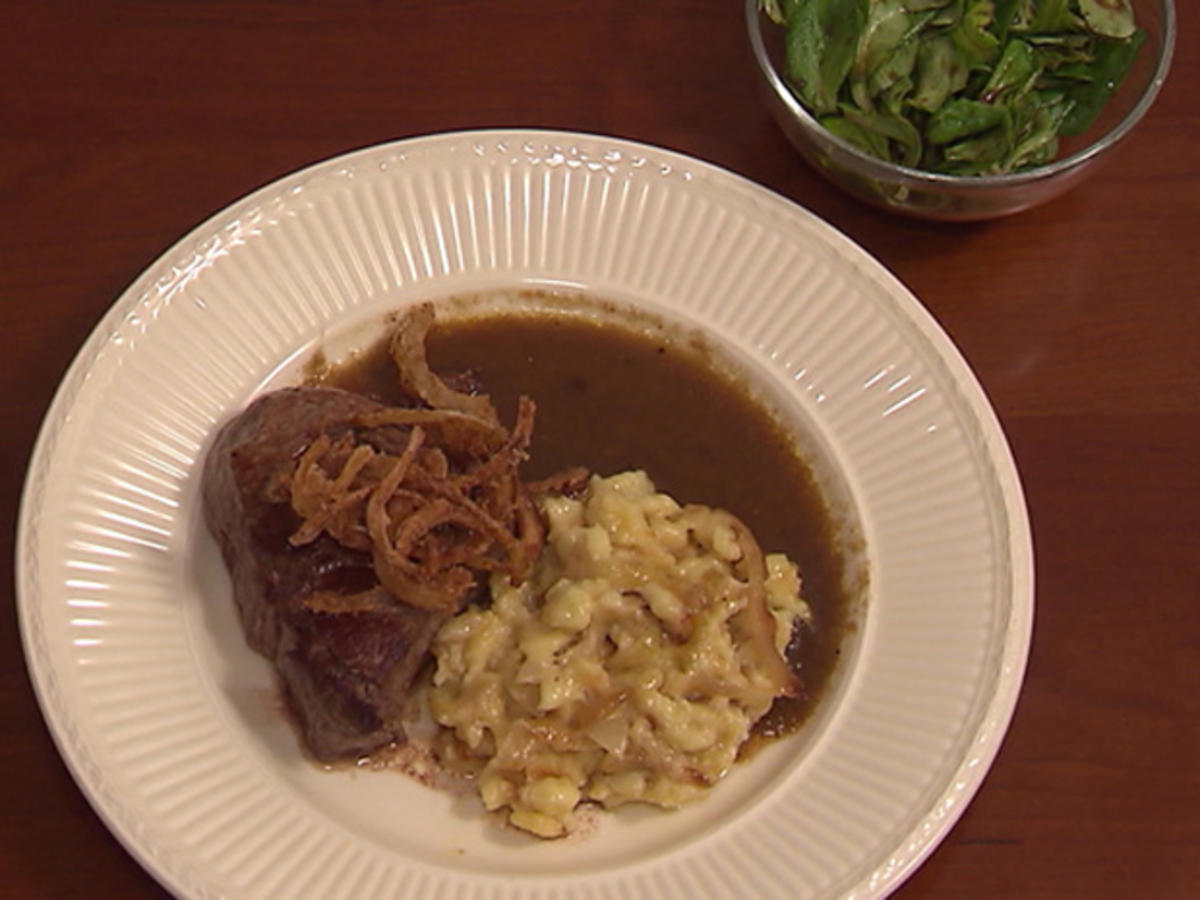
[2,2,1196,897]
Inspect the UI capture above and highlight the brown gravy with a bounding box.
[315,307,850,737]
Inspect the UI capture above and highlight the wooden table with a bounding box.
[2,3,1196,897]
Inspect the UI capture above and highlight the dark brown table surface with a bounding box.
[3,3,1197,898]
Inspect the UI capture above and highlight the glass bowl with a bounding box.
[746,0,1176,221]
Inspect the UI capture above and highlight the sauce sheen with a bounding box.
[317,310,849,734]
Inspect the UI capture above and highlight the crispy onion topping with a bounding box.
[391,302,500,426]
[284,305,552,614]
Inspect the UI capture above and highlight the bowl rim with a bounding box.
[745,0,1177,189]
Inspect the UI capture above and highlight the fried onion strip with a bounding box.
[285,307,547,616]
[289,434,378,549]
[392,303,499,425]
[526,466,590,498]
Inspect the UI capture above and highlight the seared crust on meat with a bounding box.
[202,387,445,760]
[202,304,580,761]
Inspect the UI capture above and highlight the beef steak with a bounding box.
[202,387,445,761]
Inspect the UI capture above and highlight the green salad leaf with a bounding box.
[763,0,1147,174]
[1029,0,1076,32]
[785,0,870,114]
[927,97,1010,144]
[1059,26,1146,134]
[911,35,969,111]
[856,0,911,87]
[951,0,1001,70]
[1079,0,1136,39]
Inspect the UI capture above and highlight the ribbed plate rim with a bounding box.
[16,128,1033,900]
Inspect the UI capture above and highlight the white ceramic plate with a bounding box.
[17,130,1033,899]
